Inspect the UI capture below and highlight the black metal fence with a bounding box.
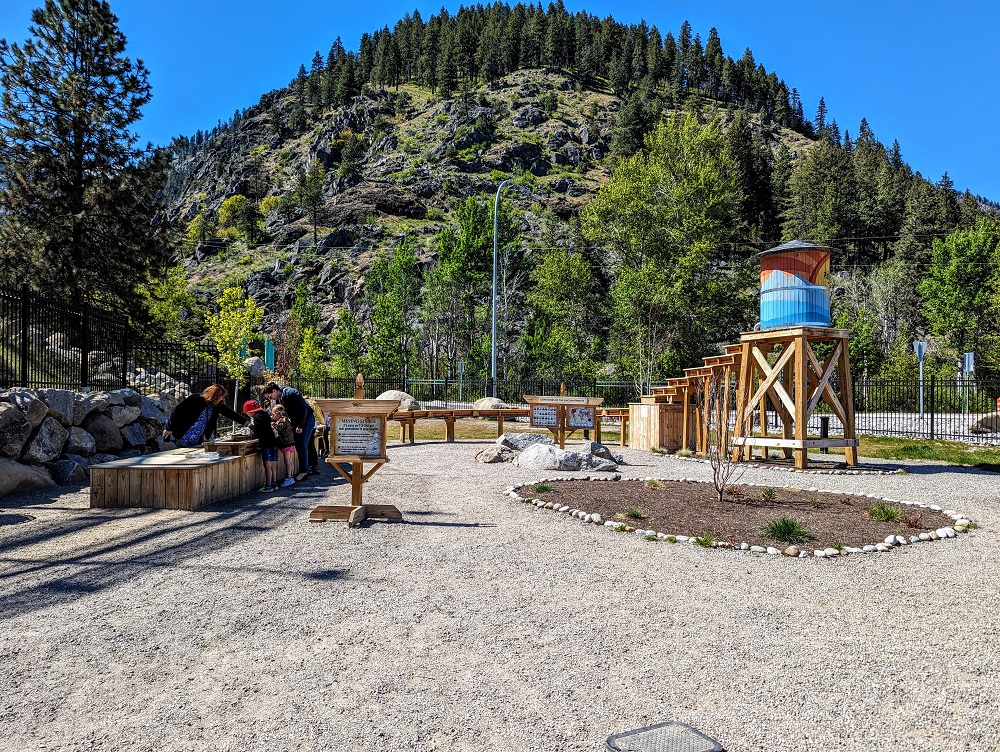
[0,283,219,393]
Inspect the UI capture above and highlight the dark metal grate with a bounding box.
[607,722,725,752]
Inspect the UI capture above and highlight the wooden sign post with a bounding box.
[524,395,604,448]
[309,398,400,527]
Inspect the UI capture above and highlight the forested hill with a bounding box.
[160,2,1000,385]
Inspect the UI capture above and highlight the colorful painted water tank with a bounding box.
[755,240,831,330]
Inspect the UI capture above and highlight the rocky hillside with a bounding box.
[164,69,812,336]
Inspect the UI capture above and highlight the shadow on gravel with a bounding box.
[890,463,1000,476]
[400,519,497,528]
[0,489,312,623]
[303,568,350,581]
[0,513,35,526]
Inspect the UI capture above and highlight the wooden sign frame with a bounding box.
[309,398,401,527]
[524,395,604,448]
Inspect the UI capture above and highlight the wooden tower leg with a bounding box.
[838,341,858,466]
[781,355,794,460]
[792,335,808,469]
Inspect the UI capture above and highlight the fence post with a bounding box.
[19,284,30,388]
[121,326,130,390]
[929,376,936,440]
[80,302,90,389]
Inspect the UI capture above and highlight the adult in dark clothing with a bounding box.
[162,384,248,448]
[262,381,316,482]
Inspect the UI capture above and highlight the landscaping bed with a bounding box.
[527,479,962,550]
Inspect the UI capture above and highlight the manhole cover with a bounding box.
[606,721,725,752]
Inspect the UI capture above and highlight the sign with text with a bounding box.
[524,395,604,447]
[334,416,383,457]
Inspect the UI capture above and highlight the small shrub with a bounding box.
[760,487,777,501]
[868,503,904,522]
[435,112,449,125]
[904,513,923,528]
[762,517,811,544]
[694,536,715,548]
[614,523,627,532]
[832,541,845,552]
[644,479,663,490]
[533,483,552,493]
[490,169,507,181]
[676,448,693,457]
[808,495,821,508]
[725,486,744,497]
[645,534,658,542]
[666,536,677,543]
[650,446,667,455]
[623,506,645,520]
[425,207,446,221]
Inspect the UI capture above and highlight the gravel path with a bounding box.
[1,441,999,752]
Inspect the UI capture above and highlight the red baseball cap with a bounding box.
[243,400,264,415]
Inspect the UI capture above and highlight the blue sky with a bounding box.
[2,0,998,199]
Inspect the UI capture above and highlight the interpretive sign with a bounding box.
[531,405,559,428]
[567,406,596,429]
[335,416,383,457]
[524,395,604,448]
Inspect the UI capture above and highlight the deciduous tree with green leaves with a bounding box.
[205,287,264,388]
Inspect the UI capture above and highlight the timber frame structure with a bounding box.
[634,326,858,469]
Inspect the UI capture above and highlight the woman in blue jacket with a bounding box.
[162,384,249,447]
[262,381,316,482]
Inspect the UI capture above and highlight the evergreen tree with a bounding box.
[296,162,326,247]
[0,0,174,310]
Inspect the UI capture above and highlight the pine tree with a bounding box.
[0,0,174,310]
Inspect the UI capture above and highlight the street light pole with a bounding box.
[491,179,514,399]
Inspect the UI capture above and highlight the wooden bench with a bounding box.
[390,408,530,444]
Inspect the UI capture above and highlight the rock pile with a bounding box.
[0,387,181,498]
[476,432,623,472]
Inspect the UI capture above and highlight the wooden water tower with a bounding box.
[730,240,859,468]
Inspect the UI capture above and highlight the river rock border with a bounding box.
[501,476,974,559]
[671,453,903,475]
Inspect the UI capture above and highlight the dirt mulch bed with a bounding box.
[533,480,954,549]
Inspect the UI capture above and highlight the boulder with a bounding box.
[45,459,88,484]
[66,427,96,456]
[473,397,509,411]
[515,443,582,471]
[497,432,553,452]
[0,402,32,459]
[246,356,268,378]
[120,423,147,448]
[582,455,619,473]
[139,396,167,424]
[0,457,55,498]
[475,445,518,464]
[375,390,419,411]
[108,388,143,407]
[970,414,1000,434]
[36,388,76,425]
[107,404,142,428]
[73,392,111,425]
[82,413,123,453]
[8,391,49,430]
[20,416,68,464]
[578,441,625,465]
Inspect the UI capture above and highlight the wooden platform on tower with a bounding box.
[730,326,858,469]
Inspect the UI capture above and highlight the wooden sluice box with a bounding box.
[89,446,274,510]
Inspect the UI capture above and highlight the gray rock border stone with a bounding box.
[500,476,975,559]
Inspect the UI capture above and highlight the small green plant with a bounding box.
[868,503,904,522]
[808,495,821,508]
[623,506,645,520]
[650,446,668,455]
[666,536,677,543]
[694,536,715,548]
[533,483,552,493]
[832,541,845,552]
[676,448,693,457]
[762,517,811,544]
[425,207,446,221]
[644,479,664,490]
[614,523,627,532]
[760,487,777,501]
[646,534,658,542]
[435,112,449,125]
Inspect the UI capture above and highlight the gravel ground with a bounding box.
[1,440,999,752]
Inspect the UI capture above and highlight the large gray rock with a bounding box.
[108,404,142,428]
[0,402,32,459]
[578,441,624,465]
[45,458,88,484]
[582,454,620,472]
[475,445,518,464]
[65,427,96,456]
[139,396,167,424]
[246,356,268,377]
[497,432,554,452]
[515,443,583,471]
[82,413,123,453]
[970,414,1000,434]
[107,388,143,407]
[375,390,419,411]
[120,423,146,448]
[20,416,68,464]
[73,392,111,425]
[36,388,76,425]
[473,397,509,410]
[0,457,55,498]
[8,391,48,430]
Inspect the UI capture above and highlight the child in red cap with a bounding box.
[243,399,279,492]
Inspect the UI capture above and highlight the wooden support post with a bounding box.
[497,413,505,437]
[445,417,456,442]
[838,341,858,466]
[793,335,808,469]
[781,354,794,460]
